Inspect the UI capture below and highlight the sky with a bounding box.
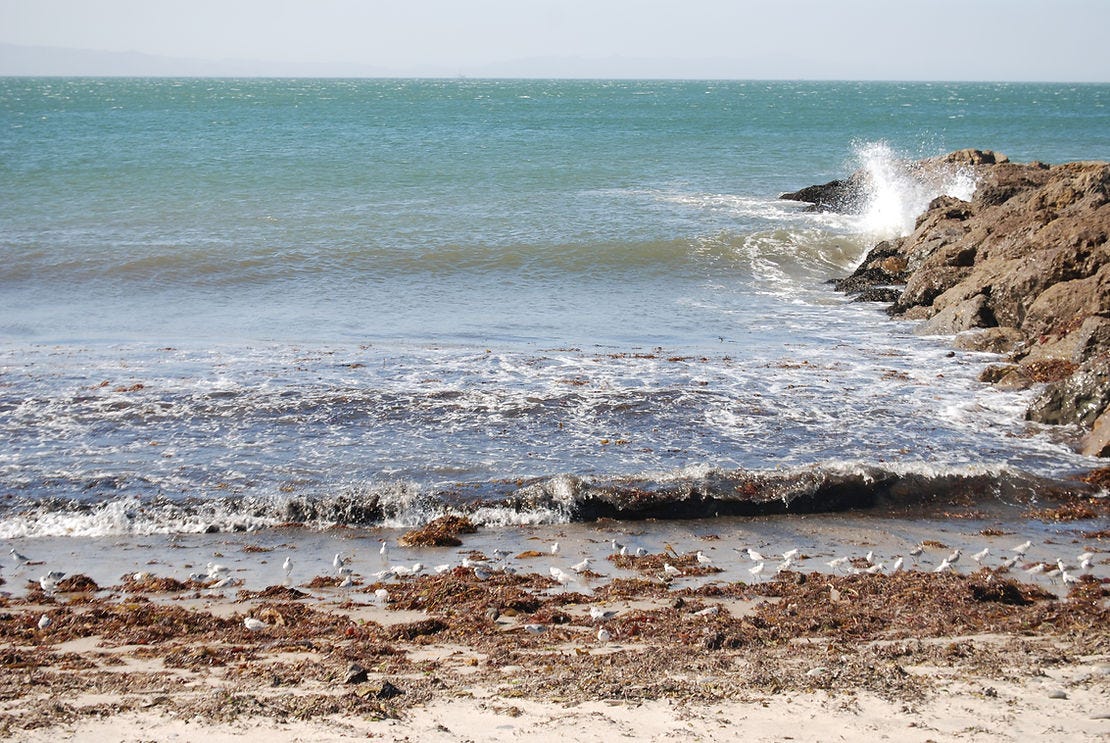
[1,0,1108,81]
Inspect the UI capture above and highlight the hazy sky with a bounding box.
[2,0,1108,80]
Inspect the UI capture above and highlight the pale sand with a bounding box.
[2,514,1107,741]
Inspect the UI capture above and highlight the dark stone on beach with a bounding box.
[823,151,1110,456]
[377,680,404,700]
[344,662,368,684]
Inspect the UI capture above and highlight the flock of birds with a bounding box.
[7,535,1100,637]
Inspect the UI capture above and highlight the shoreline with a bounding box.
[2,513,1107,740]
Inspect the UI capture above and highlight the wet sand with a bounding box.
[2,510,1108,741]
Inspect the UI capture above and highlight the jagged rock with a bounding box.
[1083,411,1110,458]
[780,175,868,213]
[1026,357,1110,427]
[823,152,1110,455]
[954,328,1027,354]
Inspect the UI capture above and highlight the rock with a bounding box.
[822,152,1110,455]
[345,662,368,684]
[954,328,1026,354]
[780,175,868,213]
[915,294,992,336]
[1026,357,1110,427]
[377,680,403,700]
[1083,410,1110,458]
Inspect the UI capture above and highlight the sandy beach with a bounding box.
[3,506,1107,742]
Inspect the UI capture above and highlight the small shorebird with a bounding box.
[663,563,681,577]
[589,606,618,621]
[550,542,560,556]
[1024,562,1045,576]
[1077,552,1094,571]
[374,588,389,605]
[523,624,546,634]
[244,617,267,631]
[971,548,989,565]
[379,541,389,563]
[1011,540,1032,556]
[473,566,491,580]
[890,557,904,573]
[746,548,764,562]
[748,562,765,580]
[570,557,591,573]
[695,551,712,566]
[38,614,51,630]
[826,556,849,572]
[10,548,31,565]
[933,558,954,573]
[782,548,799,561]
[282,556,293,577]
[597,627,611,642]
[693,605,719,617]
[945,549,961,566]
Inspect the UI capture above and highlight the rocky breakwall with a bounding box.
[792,149,1110,458]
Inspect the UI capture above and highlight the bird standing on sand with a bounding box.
[597,627,612,642]
[550,542,560,556]
[38,614,51,630]
[909,543,924,562]
[971,548,989,565]
[890,557,904,573]
[1078,552,1094,571]
[663,563,681,577]
[244,617,267,631]
[945,549,961,566]
[782,548,799,561]
[827,556,849,572]
[379,541,389,563]
[748,562,765,580]
[696,551,712,566]
[1011,540,1032,556]
[589,606,618,621]
[282,556,293,582]
[570,558,591,574]
[10,548,31,565]
[746,548,764,562]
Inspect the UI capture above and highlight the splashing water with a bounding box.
[855,142,979,237]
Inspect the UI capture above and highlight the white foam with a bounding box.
[853,141,979,238]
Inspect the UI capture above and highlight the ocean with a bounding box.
[1,78,1108,539]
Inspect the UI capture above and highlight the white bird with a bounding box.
[696,551,712,566]
[9,548,31,565]
[374,588,389,605]
[589,606,617,621]
[570,558,591,573]
[210,577,232,589]
[1011,540,1032,556]
[909,543,924,559]
[693,605,720,617]
[523,623,546,634]
[434,563,452,574]
[865,562,884,574]
[1077,552,1094,570]
[827,556,849,571]
[597,627,611,642]
[1062,570,1079,586]
[999,556,1018,570]
[933,558,953,573]
[244,617,267,631]
[663,563,681,577]
[610,539,623,553]
[550,542,560,556]
[777,558,794,573]
[971,548,989,564]
[333,553,346,571]
[748,562,765,580]
[865,551,875,565]
[207,562,230,579]
[339,575,354,588]
[38,614,51,630]
[282,556,293,574]
[945,549,961,566]
[38,575,59,593]
[1024,562,1045,576]
[549,566,573,585]
[473,566,491,581]
[746,548,764,562]
[890,557,904,573]
[379,541,389,563]
[782,548,799,561]
[634,547,648,557]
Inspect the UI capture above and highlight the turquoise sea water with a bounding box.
[0,79,1107,535]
